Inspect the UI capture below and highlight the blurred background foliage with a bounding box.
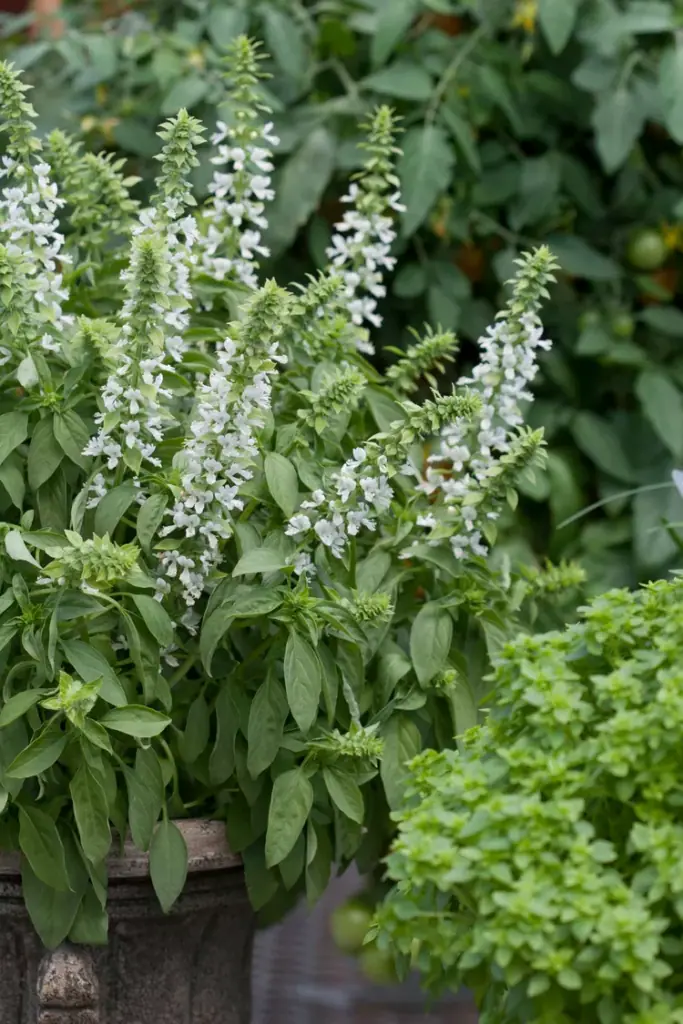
[5,0,683,592]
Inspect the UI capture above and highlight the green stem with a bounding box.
[426,24,487,125]
[168,654,197,688]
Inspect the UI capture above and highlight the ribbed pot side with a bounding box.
[0,821,254,1024]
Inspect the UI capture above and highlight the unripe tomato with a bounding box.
[359,943,399,985]
[578,310,601,330]
[611,313,635,338]
[330,899,373,955]
[627,229,667,271]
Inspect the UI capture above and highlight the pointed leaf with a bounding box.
[284,631,322,733]
[399,124,455,237]
[150,819,188,913]
[265,768,313,867]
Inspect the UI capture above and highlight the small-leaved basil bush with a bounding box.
[0,44,572,946]
[378,579,683,1024]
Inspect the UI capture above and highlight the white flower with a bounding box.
[314,517,347,559]
[360,474,393,512]
[286,514,312,537]
[293,551,315,578]
[162,323,284,604]
[200,120,277,290]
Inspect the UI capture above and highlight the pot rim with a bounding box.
[0,819,241,879]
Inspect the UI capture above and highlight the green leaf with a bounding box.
[136,492,168,551]
[61,639,128,707]
[0,621,19,663]
[37,466,67,531]
[0,688,47,728]
[447,678,478,739]
[161,74,208,115]
[509,154,561,231]
[357,550,391,594]
[209,683,239,785]
[53,410,90,471]
[323,767,364,824]
[640,306,683,336]
[0,411,28,469]
[21,859,83,949]
[17,353,38,389]
[5,530,40,568]
[207,6,248,49]
[243,842,279,911]
[440,106,481,174]
[125,747,164,852]
[0,452,25,509]
[398,124,455,237]
[149,819,188,913]
[130,595,174,649]
[546,235,620,281]
[94,482,138,538]
[232,548,292,577]
[178,694,210,765]
[538,0,578,53]
[247,676,288,778]
[262,6,308,80]
[28,415,63,492]
[365,60,433,102]
[265,768,313,868]
[5,728,66,778]
[634,484,681,568]
[264,452,299,518]
[410,603,452,685]
[284,630,322,733]
[18,805,71,890]
[381,715,422,811]
[101,705,171,738]
[306,821,332,905]
[571,412,637,484]
[592,86,646,173]
[660,41,683,144]
[371,0,419,67]
[392,263,427,299]
[70,763,111,865]
[636,371,683,460]
[200,605,235,676]
[268,127,336,256]
[69,885,108,945]
[80,719,113,755]
[365,387,407,433]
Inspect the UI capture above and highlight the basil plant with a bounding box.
[0,40,565,947]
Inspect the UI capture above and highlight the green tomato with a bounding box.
[359,943,399,986]
[578,310,601,330]
[627,229,667,271]
[330,900,373,955]
[611,313,635,338]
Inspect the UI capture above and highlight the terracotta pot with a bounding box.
[0,821,254,1024]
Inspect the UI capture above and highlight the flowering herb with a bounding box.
[0,50,570,947]
[378,578,683,1024]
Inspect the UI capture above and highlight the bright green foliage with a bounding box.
[0,54,574,948]
[379,578,683,1023]
[11,0,683,587]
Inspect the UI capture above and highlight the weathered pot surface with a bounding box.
[0,820,254,1024]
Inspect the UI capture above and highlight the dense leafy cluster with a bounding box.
[378,577,683,1023]
[8,0,683,589]
[0,48,577,948]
